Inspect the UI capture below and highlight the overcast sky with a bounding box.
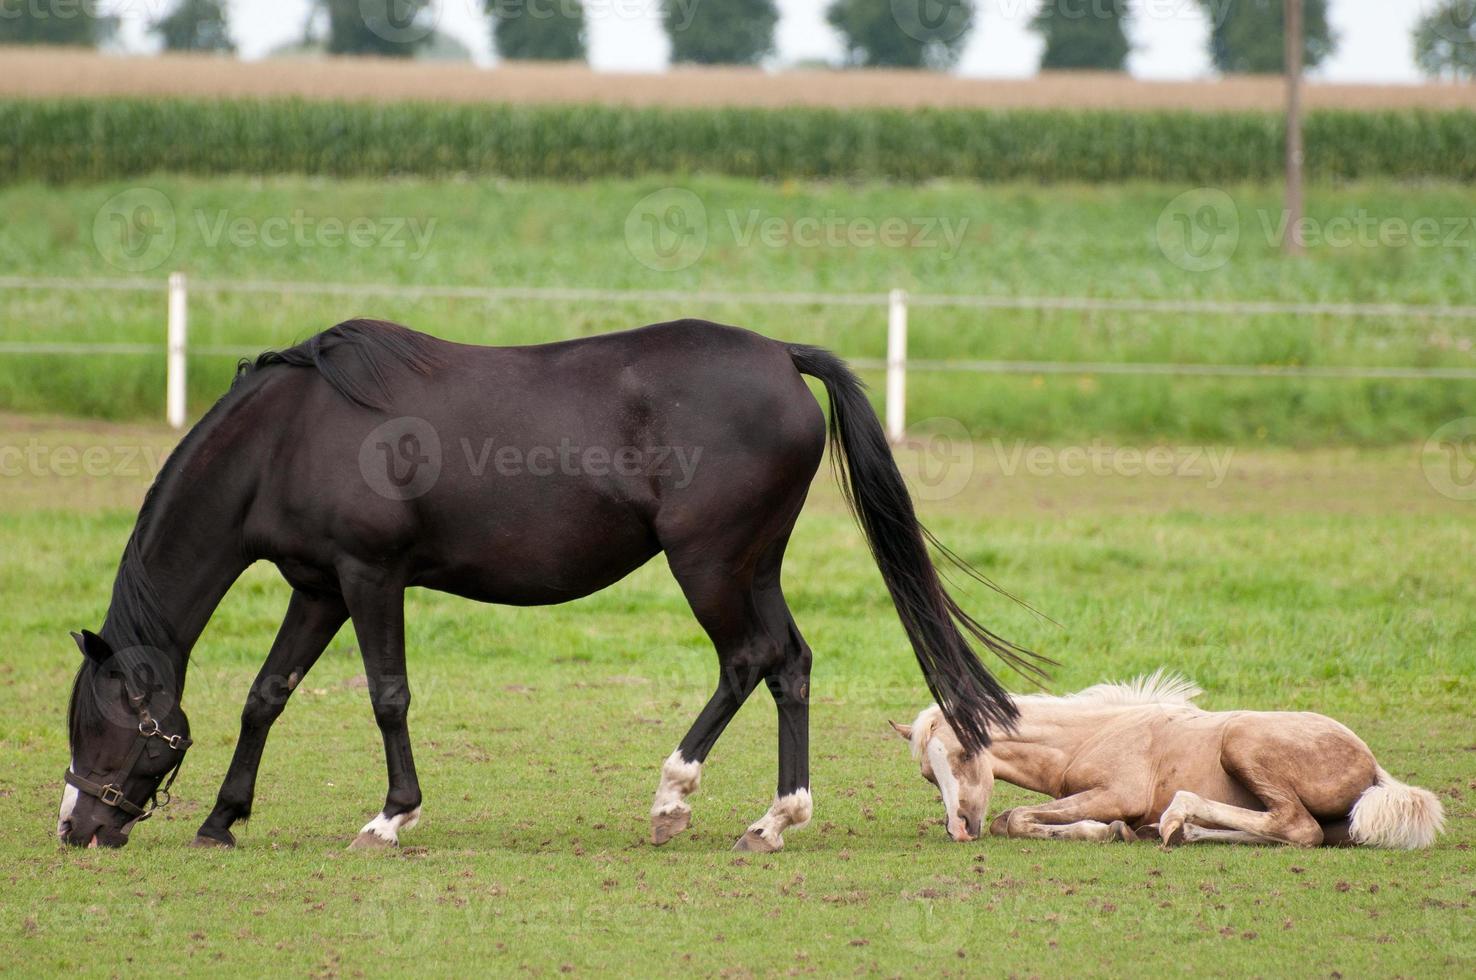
[107,0,1430,83]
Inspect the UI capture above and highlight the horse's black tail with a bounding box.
[789,343,1045,753]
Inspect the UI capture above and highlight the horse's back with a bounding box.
[243,319,826,604]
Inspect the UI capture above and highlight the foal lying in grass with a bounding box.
[892,671,1444,849]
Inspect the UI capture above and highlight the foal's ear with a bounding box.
[888,720,914,742]
[71,630,112,664]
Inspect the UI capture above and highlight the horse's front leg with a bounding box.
[340,567,422,849]
[990,790,1140,843]
[195,589,348,847]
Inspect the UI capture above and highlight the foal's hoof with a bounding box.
[191,831,235,849]
[989,810,1015,837]
[650,809,692,846]
[1159,818,1187,848]
[1108,821,1137,843]
[349,831,396,850]
[733,828,781,853]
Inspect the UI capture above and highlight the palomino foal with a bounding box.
[893,672,1444,849]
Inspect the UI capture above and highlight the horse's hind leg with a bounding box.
[733,575,813,854]
[650,524,813,851]
[195,589,348,847]
[647,560,773,846]
[1158,789,1323,847]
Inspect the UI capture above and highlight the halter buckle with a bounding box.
[162,733,184,750]
[97,783,125,807]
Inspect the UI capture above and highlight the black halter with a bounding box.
[65,701,192,823]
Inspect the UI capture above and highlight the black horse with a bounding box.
[59,318,1035,850]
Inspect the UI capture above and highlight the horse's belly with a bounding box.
[407,508,661,606]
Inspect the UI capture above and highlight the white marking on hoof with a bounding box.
[650,750,701,817]
[355,806,422,847]
[650,750,702,845]
[740,789,813,853]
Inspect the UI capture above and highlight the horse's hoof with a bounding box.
[349,831,396,850]
[650,809,691,846]
[733,829,781,853]
[1108,821,1137,842]
[989,810,1014,837]
[1159,818,1187,848]
[191,831,234,848]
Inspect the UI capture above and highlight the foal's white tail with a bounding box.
[1348,767,1445,850]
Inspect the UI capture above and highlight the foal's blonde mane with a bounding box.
[1018,669,1203,709]
[908,670,1203,755]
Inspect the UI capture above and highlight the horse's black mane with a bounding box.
[235,318,442,411]
[70,319,441,748]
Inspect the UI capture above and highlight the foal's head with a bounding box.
[59,630,191,848]
[891,706,993,842]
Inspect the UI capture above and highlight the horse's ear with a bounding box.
[72,630,111,664]
[888,720,913,742]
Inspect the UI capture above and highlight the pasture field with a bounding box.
[0,414,1472,976]
[5,48,1476,113]
[3,176,1475,444]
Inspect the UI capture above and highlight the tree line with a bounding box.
[4,0,1474,79]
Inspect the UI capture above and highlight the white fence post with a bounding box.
[886,287,908,444]
[166,272,188,430]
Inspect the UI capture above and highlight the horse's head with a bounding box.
[59,630,191,848]
[890,706,993,843]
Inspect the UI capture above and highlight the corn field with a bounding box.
[4,99,1475,184]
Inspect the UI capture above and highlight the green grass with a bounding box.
[3,176,1475,444]
[0,416,1472,976]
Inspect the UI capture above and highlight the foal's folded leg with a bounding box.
[1158,790,1323,847]
[989,790,1139,842]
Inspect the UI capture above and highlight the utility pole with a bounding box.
[1284,0,1305,255]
